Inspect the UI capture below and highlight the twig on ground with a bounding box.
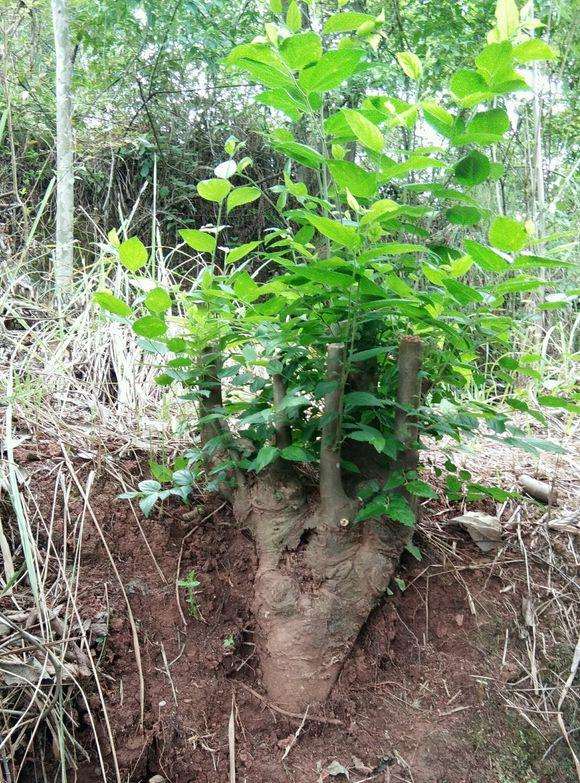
[235,681,343,726]
[228,694,236,783]
[281,705,309,760]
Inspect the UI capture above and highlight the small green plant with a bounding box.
[118,457,194,517]
[177,569,201,619]
[223,634,236,652]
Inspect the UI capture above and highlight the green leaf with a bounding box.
[446,206,482,226]
[343,391,383,409]
[323,12,374,33]
[281,445,315,462]
[234,57,294,89]
[356,497,388,523]
[342,108,383,152]
[513,254,574,270]
[289,264,352,289]
[133,315,166,339]
[256,89,305,120]
[443,277,483,304]
[197,178,232,203]
[227,42,289,70]
[475,42,515,85]
[537,395,580,414]
[327,159,378,198]
[280,31,322,69]
[144,287,172,314]
[359,199,399,226]
[385,274,416,298]
[462,108,510,144]
[227,186,261,213]
[447,254,474,277]
[233,271,260,302]
[139,493,159,517]
[512,39,557,63]
[93,290,132,317]
[422,263,444,286]
[450,69,493,107]
[405,479,437,499]
[396,51,422,80]
[453,151,491,186]
[149,461,172,483]
[464,240,510,273]
[422,101,457,139]
[225,241,261,265]
[395,577,406,591]
[289,262,351,289]
[495,0,519,41]
[138,479,162,493]
[305,213,360,250]
[119,237,148,272]
[381,155,445,180]
[271,140,324,169]
[214,160,236,179]
[405,542,422,561]
[386,495,415,526]
[494,277,543,295]
[489,162,506,180]
[299,48,363,94]
[351,347,390,361]
[503,435,565,455]
[365,242,426,255]
[348,427,386,453]
[286,0,301,32]
[254,444,279,472]
[179,229,216,253]
[488,216,528,253]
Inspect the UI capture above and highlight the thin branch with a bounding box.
[198,348,246,499]
[272,373,291,450]
[137,79,165,163]
[394,335,423,468]
[199,347,225,447]
[320,343,347,514]
[235,681,343,726]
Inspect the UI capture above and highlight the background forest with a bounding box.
[1,0,578,289]
[0,1,578,782]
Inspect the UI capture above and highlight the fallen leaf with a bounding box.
[452,511,502,552]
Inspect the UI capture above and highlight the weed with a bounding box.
[178,569,201,619]
[223,634,235,652]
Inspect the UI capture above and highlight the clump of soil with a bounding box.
[15,445,577,783]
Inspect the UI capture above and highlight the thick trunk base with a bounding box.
[234,466,412,712]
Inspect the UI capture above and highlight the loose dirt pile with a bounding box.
[4,430,578,783]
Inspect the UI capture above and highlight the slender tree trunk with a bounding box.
[51,0,74,302]
[530,0,547,339]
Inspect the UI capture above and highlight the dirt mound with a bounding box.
[11,444,577,783]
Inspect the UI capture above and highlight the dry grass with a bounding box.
[1,214,193,779]
[0,452,117,781]
[419,416,579,778]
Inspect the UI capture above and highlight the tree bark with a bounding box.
[51,0,74,302]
